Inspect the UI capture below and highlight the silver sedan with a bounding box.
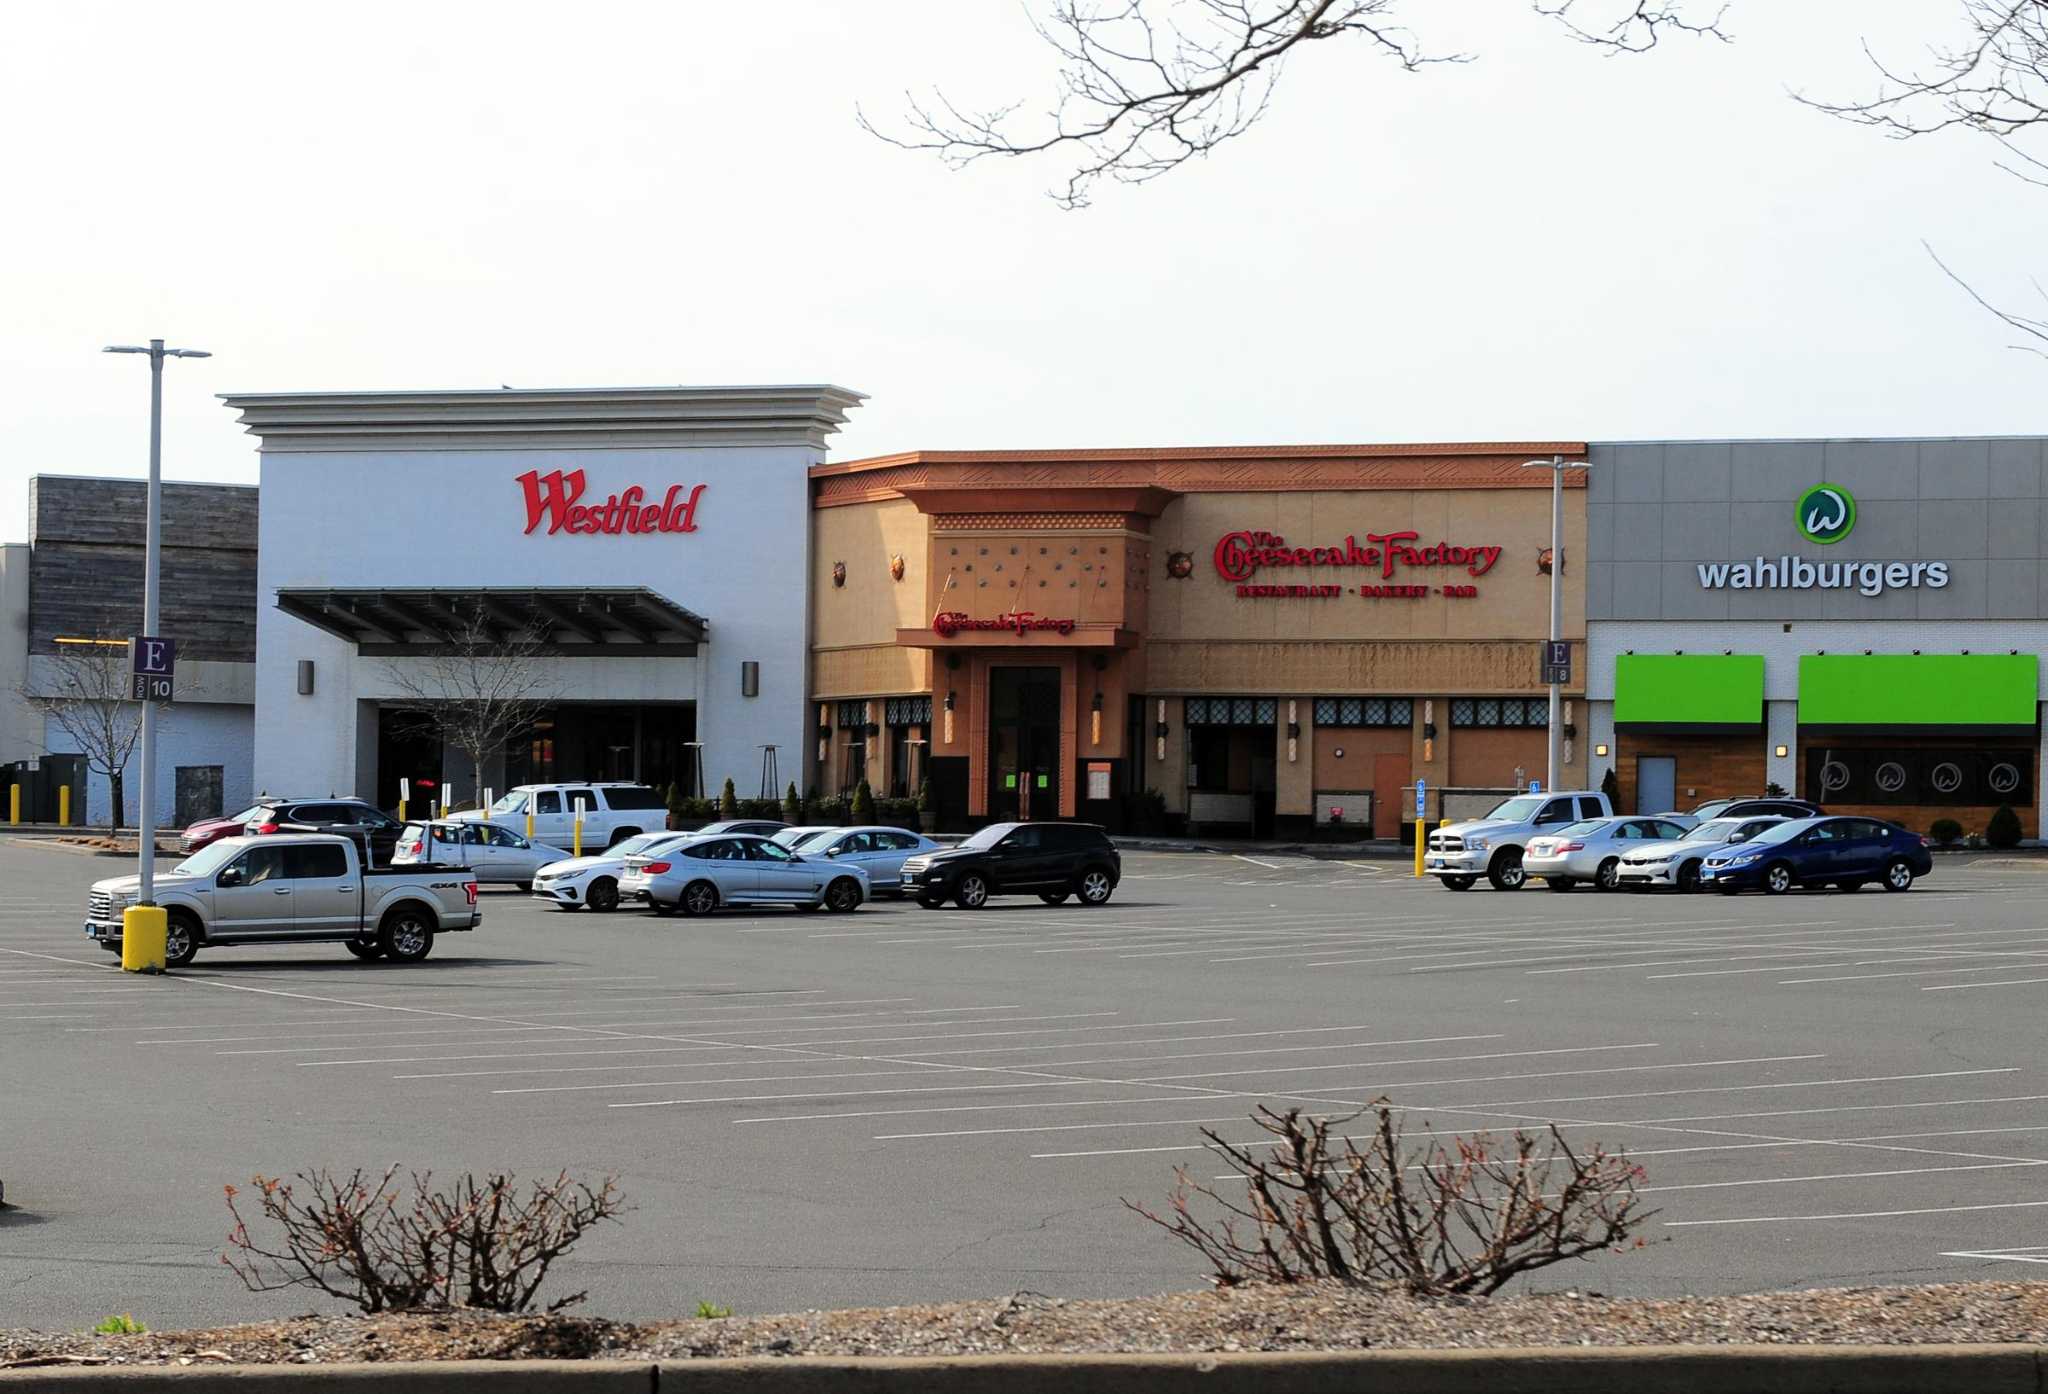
[637,834,870,916]
[1617,816,1788,892]
[1524,816,1696,892]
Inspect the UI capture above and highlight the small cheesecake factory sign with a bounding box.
[1212,529,1502,600]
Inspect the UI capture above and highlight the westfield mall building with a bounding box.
[808,443,1588,837]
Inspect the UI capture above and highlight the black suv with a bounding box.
[1687,797,1826,820]
[902,822,1121,909]
[246,798,404,866]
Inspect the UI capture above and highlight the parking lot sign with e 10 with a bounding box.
[129,636,175,702]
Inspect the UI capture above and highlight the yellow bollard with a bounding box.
[58,785,70,827]
[121,905,167,973]
[8,784,17,825]
[526,811,534,842]
[1414,821,1425,877]
[398,798,407,824]
[573,817,583,857]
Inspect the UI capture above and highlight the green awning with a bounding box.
[1799,654,2039,731]
[1614,654,1764,730]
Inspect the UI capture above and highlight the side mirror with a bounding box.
[825,846,843,857]
[217,867,244,888]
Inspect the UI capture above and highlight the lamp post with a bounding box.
[1521,454,1589,794]
[103,338,209,906]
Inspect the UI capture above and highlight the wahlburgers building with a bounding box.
[1586,437,2048,839]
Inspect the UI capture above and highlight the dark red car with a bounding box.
[180,804,266,855]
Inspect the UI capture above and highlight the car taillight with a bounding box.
[1557,842,1585,852]
[464,883,478,905]
[403,840,421,855]
[1919,835,1932,847]
[256,822,279,834]
[643,861,672,874]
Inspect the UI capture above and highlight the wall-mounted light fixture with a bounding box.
[1155,698,1168,762]
[1775,744,1790,759]
[1562,700,1575,766]
[1594,743,1609,758]
[816,704,830,766]
[296,660,315,696]
[1422,700,1436,764]
[1286,699,1299,763]
[1090,690,1104,746]
[740,660,759,698]
[943,689,955,745]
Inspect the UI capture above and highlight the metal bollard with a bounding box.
[1413,819,1425,878]
[7,784,16,826]
[58,785,70,827]
[526,811,535,842]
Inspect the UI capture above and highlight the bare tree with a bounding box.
[377,608,558,812]
[863,0,1730,207]
[21,639,146,831]
[1806,3,2048,354]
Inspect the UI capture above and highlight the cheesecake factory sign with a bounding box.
[1210,529,1504,601]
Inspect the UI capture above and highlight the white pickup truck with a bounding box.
[1423,790,1615,891]
[85,833,480,967]
[449,783,668,850]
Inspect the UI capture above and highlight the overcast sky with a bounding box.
[3,1,2043,543]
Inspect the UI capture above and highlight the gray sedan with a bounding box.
[787,826,942,895]
[1524,816,1696,892]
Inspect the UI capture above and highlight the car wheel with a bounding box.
[379,907,436,963]
[1883,858,1915,892]
[824,878,863,913]
[343,939,385,961]
[1677,861,1702,893]
[956,874,990,909]
[163,912,201,968]
[1438,876,1476,891]
[1039,892,1071,905]
[680,880,720,917]
[1595,858,1621,891]
[1487,849,1527,892]
[1545,878,1576,892]
[917,895,945,909]
[585,878,620,913]
[1077,869,1115,906]
[1763,862,1795,896]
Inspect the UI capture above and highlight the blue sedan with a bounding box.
[1700,816,1933,895]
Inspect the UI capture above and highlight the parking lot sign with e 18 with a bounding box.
[1540,640,1571,686]
[129,636,175,702]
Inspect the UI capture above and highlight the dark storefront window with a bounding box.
[1451,698,1549,728]
[1805,746,2033,807]
[884,696,932,798]
[1185,697,1278,727]
[1314,697,1413,727]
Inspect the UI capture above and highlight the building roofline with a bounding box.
[219,384,867,453]
[811,441,1587,478]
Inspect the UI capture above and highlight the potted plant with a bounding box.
[916,777,936,833]
[718,778,738,821]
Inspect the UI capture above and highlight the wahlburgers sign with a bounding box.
[1697,484,1950,596]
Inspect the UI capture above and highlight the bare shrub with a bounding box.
[223,1166,626,1314]
[1125,1102,1653,1294]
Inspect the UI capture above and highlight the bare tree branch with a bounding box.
[863,0,1731,207]
[1801,1,2048,138]
[20,635,151,830]
[376,608,559,811]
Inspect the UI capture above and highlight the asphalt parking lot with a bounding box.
[6,838,2048,1330]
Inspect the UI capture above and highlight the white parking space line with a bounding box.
[1668,1200,2048,1227]
[1941,1247,2048,1265]
[1234,856,1282,870]
[1925,976,2048,991]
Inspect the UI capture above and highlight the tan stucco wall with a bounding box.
[1148,489,1585,645]
[927,530,1147,631]
[811,499,932,700]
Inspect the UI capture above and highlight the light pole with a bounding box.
[1521,453,1590,794]
[103,338,209,906]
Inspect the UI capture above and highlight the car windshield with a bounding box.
[792,830,839,850]
[1484,796,1545,822]
[1689,799,1735,817]
[1745,819,1814,847]
[220,804,263,825]
[960,824,1015,850]
[490,792,528,815]
[1682,819,1742,842]
[172,841,246,877]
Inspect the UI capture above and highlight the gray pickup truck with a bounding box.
[85,833,480,967]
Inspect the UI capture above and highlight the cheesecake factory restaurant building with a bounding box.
[1586,436,2048,839]
[808,444,1588,836]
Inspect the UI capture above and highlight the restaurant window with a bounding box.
[1185,697,1278,727]
[1451,697,1549,728]
[884,697,932,798]
[1313,698,1413,728]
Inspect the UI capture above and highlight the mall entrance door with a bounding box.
[988,667,1061,821]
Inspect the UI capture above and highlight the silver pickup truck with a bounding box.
[85,833,480,967]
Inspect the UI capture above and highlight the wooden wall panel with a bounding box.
[1614,733,1767,814]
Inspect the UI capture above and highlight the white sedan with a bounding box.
[1524,816,1696,892]
[1617,815,1788,892]
[393,820,571,888]
[785,826,942,895]
[636,833,869,916]
[532,831,698,912]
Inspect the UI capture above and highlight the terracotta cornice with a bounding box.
[900,485,1177,517]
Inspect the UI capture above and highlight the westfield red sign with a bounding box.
[1213,530,1503,583]
[932,610,1075,638]
[517,469,706,537]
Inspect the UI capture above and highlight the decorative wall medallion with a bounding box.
[1166,551,1194,579]
[831,561,846,588]
[889,553,906,581]
[1537,546,1564,576]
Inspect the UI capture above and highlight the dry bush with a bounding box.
[223,1166,626,1314]
[1126,1102,1653,1294]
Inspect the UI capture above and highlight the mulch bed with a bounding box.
[8,1280,2048,1368]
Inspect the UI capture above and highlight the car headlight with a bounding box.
[553,868,589,879]
[1465,837,1490,852]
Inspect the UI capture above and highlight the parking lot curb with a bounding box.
[4,1346,2042,1390]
